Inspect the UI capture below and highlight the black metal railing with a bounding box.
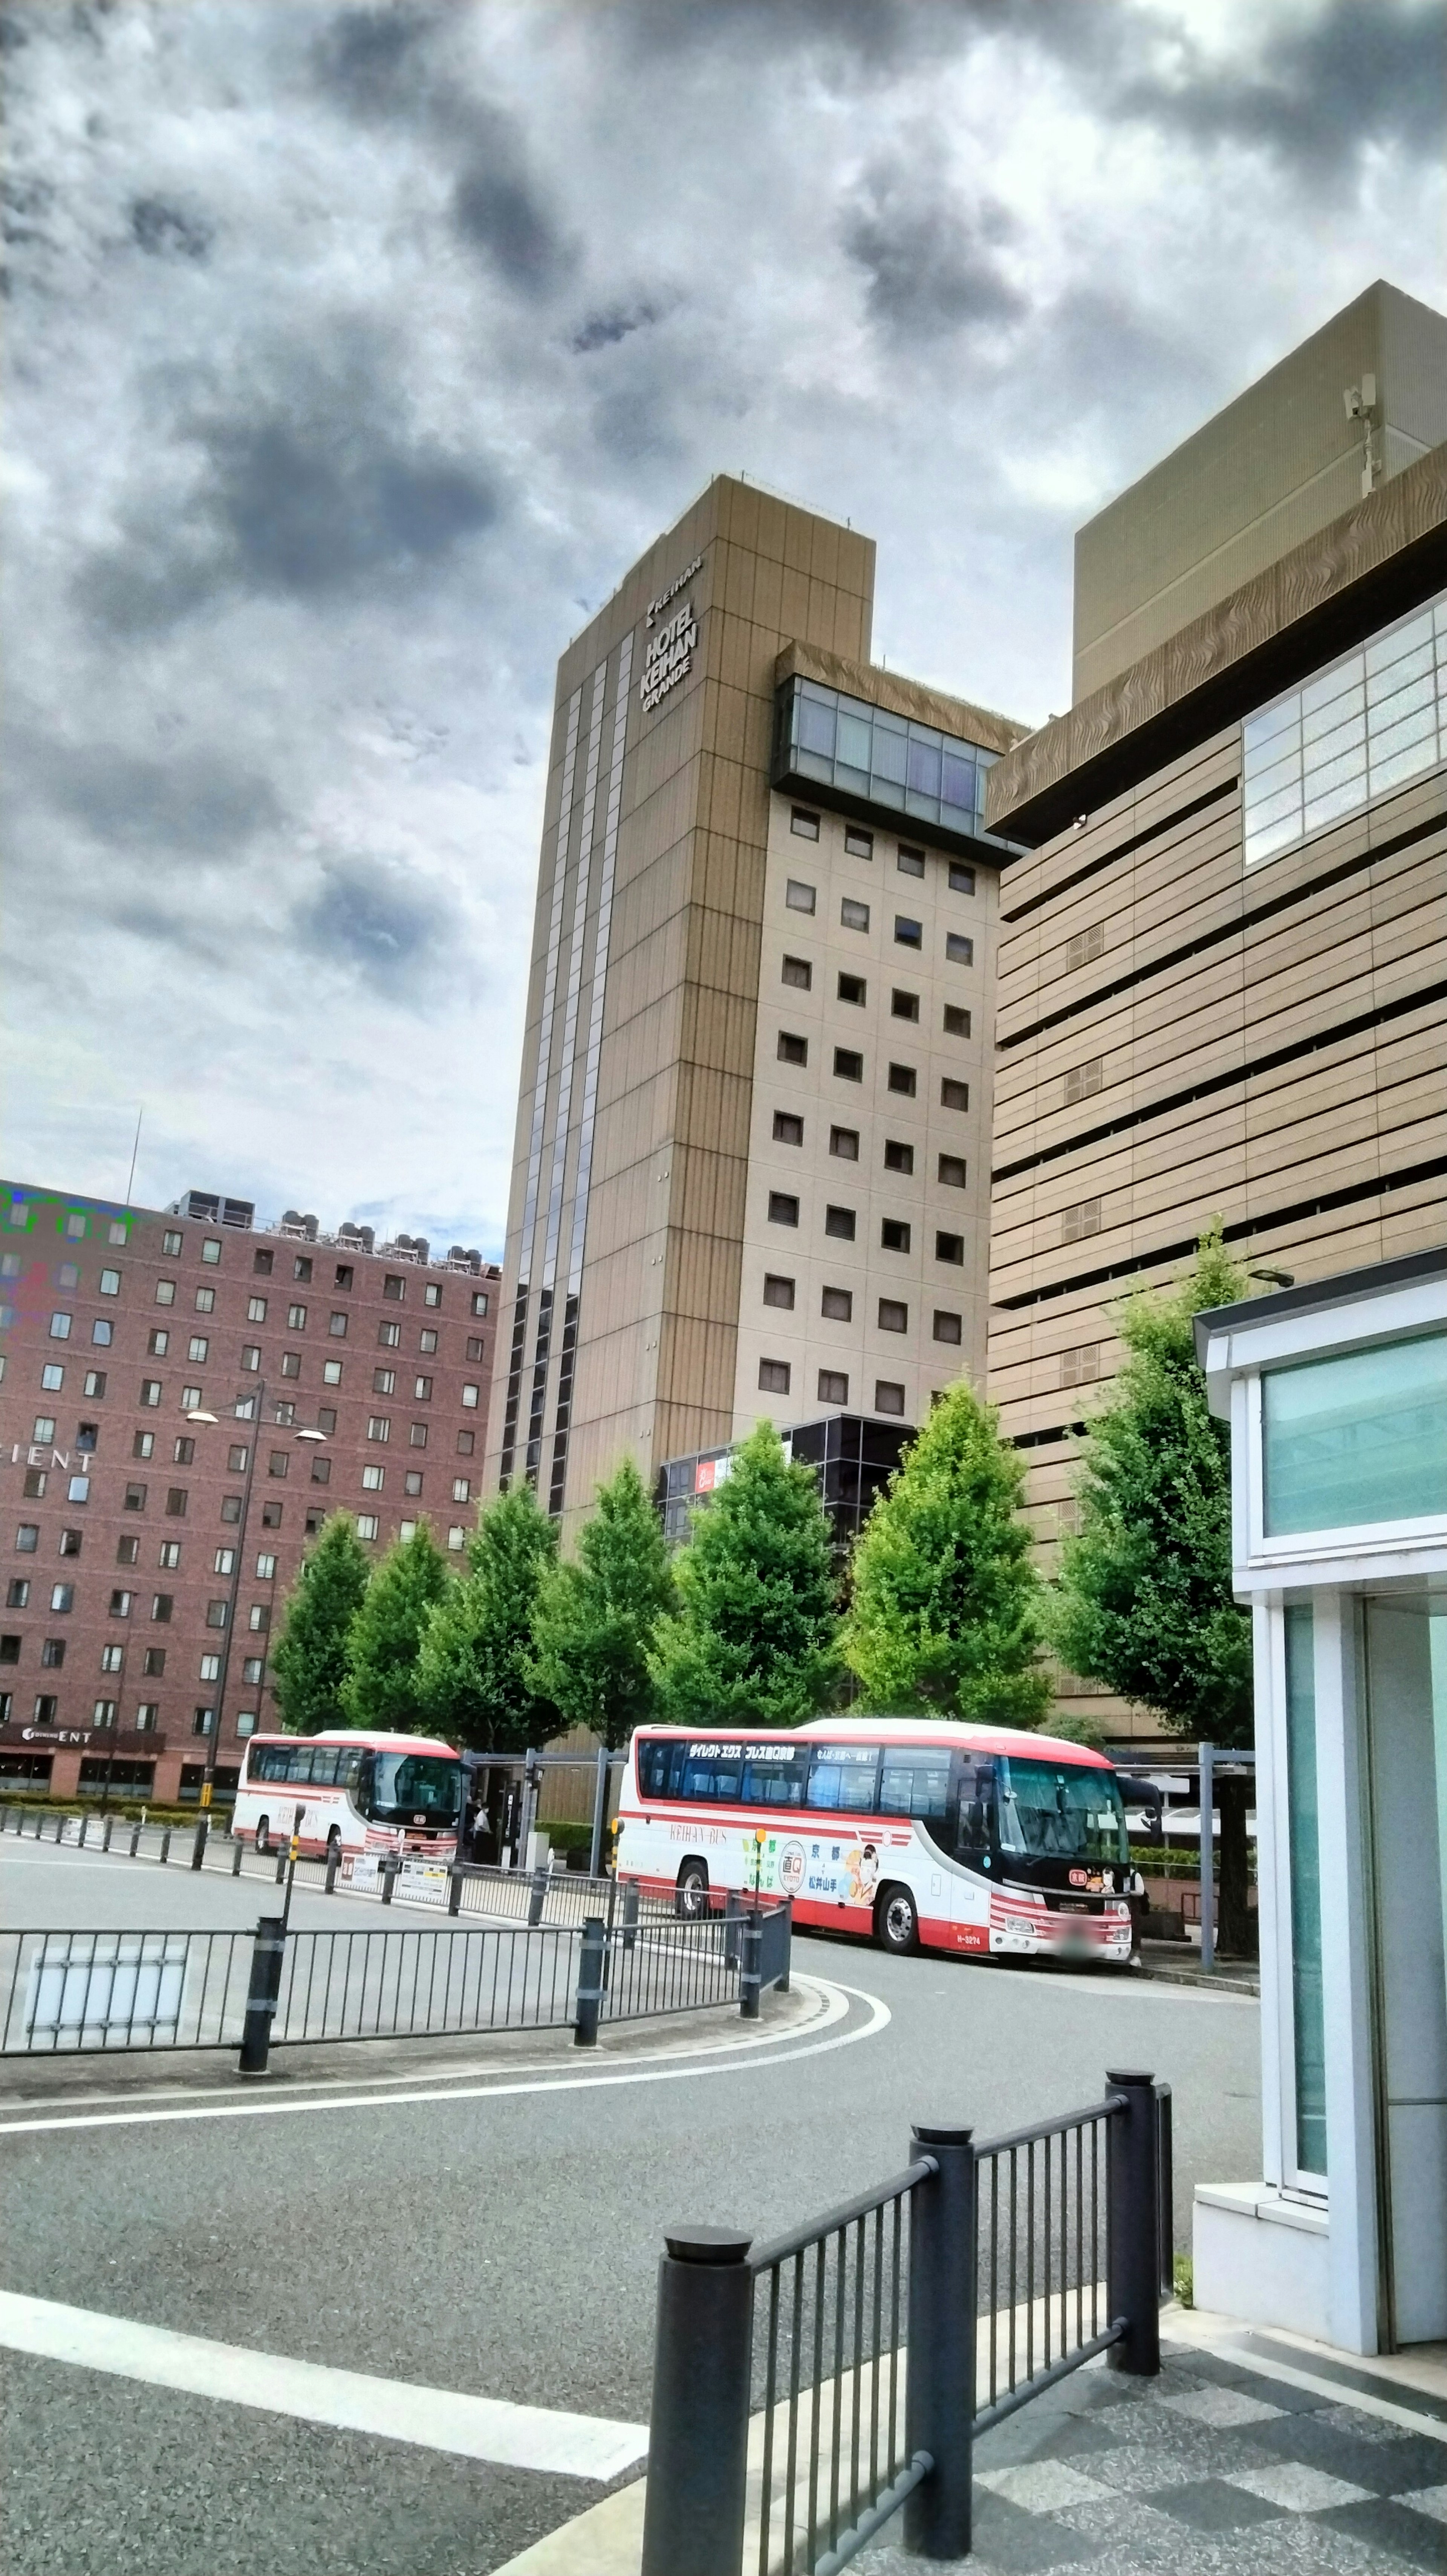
[639,2070,1166,2575]
[0,1898,792,2070]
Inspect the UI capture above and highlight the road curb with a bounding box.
[490,2477,645,2576]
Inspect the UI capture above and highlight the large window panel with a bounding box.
[1243,589,1446,868]
[1262,1333,1447,1534]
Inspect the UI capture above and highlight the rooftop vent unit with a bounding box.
[176,1189,254,1229]
[279,1209,319,1242]
[337,1222,376,1254]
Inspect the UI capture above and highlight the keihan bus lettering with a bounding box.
[616,1718,1141,1965]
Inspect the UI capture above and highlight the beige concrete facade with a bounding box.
[986,290,1447,1738]
[486,476,1023,1536]
[1073,280,1447,703]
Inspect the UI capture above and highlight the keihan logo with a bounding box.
[639,598,696,713]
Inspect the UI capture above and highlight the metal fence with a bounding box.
[639,2069,1168,2576]
[0,1898,792,2069]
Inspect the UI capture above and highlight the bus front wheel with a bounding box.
[676,1859,709,1918]
[255,1817,271,1856]
[875,1885,918,1955]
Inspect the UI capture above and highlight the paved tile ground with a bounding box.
[857,2341,1447,2574]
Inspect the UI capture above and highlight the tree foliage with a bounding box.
[416,1481,559,1751]
[270,1512,372,1736]
[843,1380,1051,1725]
[340,1521,452,1734]
[1050,1228,1254,1743]
[648,1419,841,1728]
[526,1458,675,1747]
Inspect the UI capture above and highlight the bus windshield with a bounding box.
[996,1759,1128,1865]
[362,1753,462,1825]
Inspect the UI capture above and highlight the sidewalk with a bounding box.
[855,2313,1447,2574]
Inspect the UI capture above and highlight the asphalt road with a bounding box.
[0,1841,1261,2576]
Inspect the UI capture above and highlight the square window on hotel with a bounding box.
[948,862,976,895]
[785,879,816,913]
[891,990,919,1021]
[818,1368,849,1405]
[844,827,873,859]
[881,1219,911,1253]
[759,1357,791,1394]
[936,1231,965,1265]
[777,1031,808,1066]
[943,1004,971,1038]
[374,1367,396,1396]
[938,1155,968,1189]
[768,1192,799,1227]
[49,1312,72,1341]
[834,1048,864,1082]
[884,1140,914,1176]
[357,1514,379,1541]
[887,1063,916,1097]
[840,898,870,931]
[763,1274,795,1309]
[875,1380,906,1417]
[945,933,973,966]
[790,808,820,840]
[821,1285,853,1321]
[781,953,812,990]
[940,1079,969,1111]
[773,1111,804,1147]
[897,846,925,878]
[824,1205,856,1241]
[829,1127,859,1160]
[879,1299,908,1333]
[894,916,922,948]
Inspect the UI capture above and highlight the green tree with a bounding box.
[843,1380,1051,1726]
[270,1512,373,1735]
[340,1521,452,1734]
[526,1458,675,1747]
[648,1419,841,1728]
[416,1481,558,1750]
[1050,1227,1256,1949]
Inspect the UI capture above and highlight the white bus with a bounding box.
[230,1731,465,1863]
[617,1717,1140,1966]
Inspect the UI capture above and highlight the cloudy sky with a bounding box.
[3,0,1442,1255]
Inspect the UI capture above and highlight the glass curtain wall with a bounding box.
[1243,588,1447,868]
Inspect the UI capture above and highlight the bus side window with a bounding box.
[288,1747,315,1786]
[638,1740,671,1800]
[309,1749,339,1786]
[806,1746,881,1812]
[956,1759,997,1855]
[254,1746,290,1783]
[682,1752,743,1802]
[743,1746,806,1807]
[879,1754,950,1819]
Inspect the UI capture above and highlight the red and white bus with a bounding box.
[230,1732,465,1862]
[617,1718,1140,1966]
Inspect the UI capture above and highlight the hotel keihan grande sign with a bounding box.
[640,555,703,714]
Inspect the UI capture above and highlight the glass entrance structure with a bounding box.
[1194,1247,1447,2354]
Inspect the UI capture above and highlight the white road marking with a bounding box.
[0,2289,647,2478]
[0,1975,888,2134]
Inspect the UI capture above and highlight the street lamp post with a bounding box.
[185,1381,326,1867]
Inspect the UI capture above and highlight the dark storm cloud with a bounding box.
[78,350,501,630]
[308,5,444,118]
[294,854,460,998]
[1123,0,1447,173]
[570,300,663,355]
[841,159,1025,342]
[130,198,214,261]
[45,745,285,855]
[451,151,571,295]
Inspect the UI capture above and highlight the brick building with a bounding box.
[0,1178,499,1805]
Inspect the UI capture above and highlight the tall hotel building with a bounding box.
[487,478,1025,1532]
[983,282,1447,1733]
